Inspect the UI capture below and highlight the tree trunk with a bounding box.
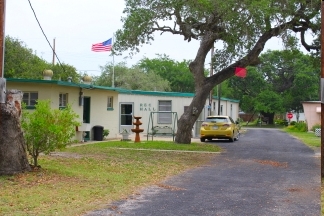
[0,89,31,175]
[33,155,38,168]
[175,26,278,144]
[261,112,275,125]
[175,86,210,144]
[175,32,216,144]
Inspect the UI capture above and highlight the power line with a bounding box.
[27,0,66,73]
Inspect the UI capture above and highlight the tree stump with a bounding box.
[0,89,31,175]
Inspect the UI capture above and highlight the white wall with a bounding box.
[118,93,239,137]
[118,94,192,133]
[83,89,119,138]
[7,80,239,140]
[7,81,120,140]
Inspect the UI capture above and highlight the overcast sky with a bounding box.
[6,0,289,77]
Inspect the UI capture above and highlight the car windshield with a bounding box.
[205,117,228,123]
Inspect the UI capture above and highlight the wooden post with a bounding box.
[52,38,55,65]
[321,0,324,178]
[0,78,5,103]
[209,44,214,116]
[0,0,6,104]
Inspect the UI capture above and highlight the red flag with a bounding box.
[235,67,247,78]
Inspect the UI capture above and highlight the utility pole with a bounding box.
[217,82,221,115]
[0,0,6,104]
[52,38,56,65]
[112,34,115,88]
[321,0,324,178]
[209,44,214,116]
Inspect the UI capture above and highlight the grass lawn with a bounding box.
[0,128,321,215]
[282,128,320,148]
[0,140,221,216]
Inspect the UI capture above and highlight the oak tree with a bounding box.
[138,54,196,92]
[113,0,320,143]
[0,90,31,175]
[229,49,319,124]
[4,36,80,81]
[94,62,171,91]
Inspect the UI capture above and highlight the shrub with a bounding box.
[275,119,288,126]
[311,124,321,132]
[236,117,243,123]
[295,122,308,132]
[250,118,259,125]
[103,129,110,137]
[22,100,80,167]
[287,122,308,132]
[290,121,296,126]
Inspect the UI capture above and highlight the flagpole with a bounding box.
[112,33,115,88]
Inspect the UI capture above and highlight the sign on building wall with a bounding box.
[140,103,156,111]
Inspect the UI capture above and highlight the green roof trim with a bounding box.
[6,78,239,103]
[116,88,239,102]
[6,78,116,90]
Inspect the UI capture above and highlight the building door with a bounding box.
[83,97,91,140]
[120,103,133,133]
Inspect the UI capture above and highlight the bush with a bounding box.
[287,122,308,132]
[290,121,296,126]
[22,100,80,167]
[311,124,321,132]
[103,129,110,137]
[275,119,288,126]
[236,117,243,123]
[296,122,308,132]
[251,118,260,125]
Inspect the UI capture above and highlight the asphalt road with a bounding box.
[85,128,320,216]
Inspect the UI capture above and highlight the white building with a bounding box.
[7,76,240,141]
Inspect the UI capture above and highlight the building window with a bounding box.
[158,100,172,124]
[59,93,68,108]
[220,105,223,115]
[107,96,113,111]
[23,92,38,108]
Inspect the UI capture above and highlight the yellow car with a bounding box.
[200,115,240,142]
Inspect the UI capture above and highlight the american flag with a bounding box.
[91,38,112,52]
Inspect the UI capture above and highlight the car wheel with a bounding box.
[234,132,240,141]
[200,138,206,142]
[229,136,234,142]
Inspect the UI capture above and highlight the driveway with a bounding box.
[85,128,320,216]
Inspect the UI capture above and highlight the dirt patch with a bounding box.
[254,159,288,168]
[49,152,83,159]
[287,187,303,193]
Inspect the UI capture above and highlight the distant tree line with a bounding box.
[6,36,320,125]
